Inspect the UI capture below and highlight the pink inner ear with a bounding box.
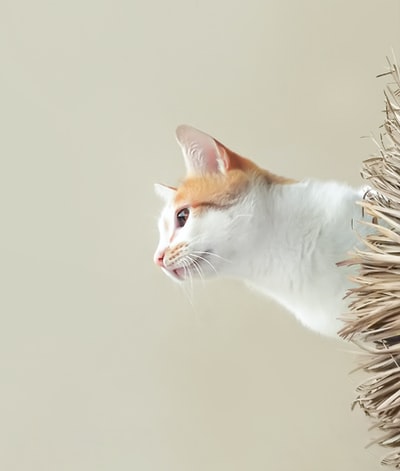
[176,125,228,175]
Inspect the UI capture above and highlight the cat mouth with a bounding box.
[166,252,213,281]
[171,266,189,280]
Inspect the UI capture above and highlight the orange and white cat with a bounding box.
[154,125,366,337]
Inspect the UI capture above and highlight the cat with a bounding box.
[154,125,367,338]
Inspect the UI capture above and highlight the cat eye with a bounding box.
[176,208,190,228]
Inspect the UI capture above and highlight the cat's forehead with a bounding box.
[174,170,250,208]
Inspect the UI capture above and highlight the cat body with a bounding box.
[154,125,365,337]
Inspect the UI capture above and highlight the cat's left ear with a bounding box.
[154,183,177,200]
[175,125,229,176]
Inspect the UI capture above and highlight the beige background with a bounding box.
[1,1,400,470]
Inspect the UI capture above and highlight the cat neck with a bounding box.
[227,178,364,335]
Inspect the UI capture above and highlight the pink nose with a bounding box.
[154,251,165,267]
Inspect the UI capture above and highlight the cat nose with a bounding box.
[154,251,165,267]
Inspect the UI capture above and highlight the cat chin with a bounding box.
[162,266,185,282]
[159,267,177,282]
[161,264,216,283]
[162,266,199,282]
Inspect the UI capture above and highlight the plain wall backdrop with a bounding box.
[1,1,400,470]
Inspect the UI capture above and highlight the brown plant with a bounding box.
[339,57,400,467]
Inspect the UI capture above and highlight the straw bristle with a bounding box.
[339,57,400,467]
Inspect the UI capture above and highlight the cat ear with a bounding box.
[154,183,177,200]
[175,125,229,176]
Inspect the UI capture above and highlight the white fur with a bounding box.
[236,179,365,336]
[154,126,367,338]
[155,177,365,337]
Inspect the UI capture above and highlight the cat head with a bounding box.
[153,125,289,282]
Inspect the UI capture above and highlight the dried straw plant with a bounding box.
[339,58,400,468]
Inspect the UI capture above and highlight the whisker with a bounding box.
[180,276,194,306]
[176,257,193,303]
[192,254,218,275]
[230,213,253,223]
[186,255,206,284]
[192,250,231,264]
[183,258,195,295]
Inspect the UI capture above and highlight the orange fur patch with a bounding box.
[217,142,296,185]
[174,145,295,209]
[175,170,250,209]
